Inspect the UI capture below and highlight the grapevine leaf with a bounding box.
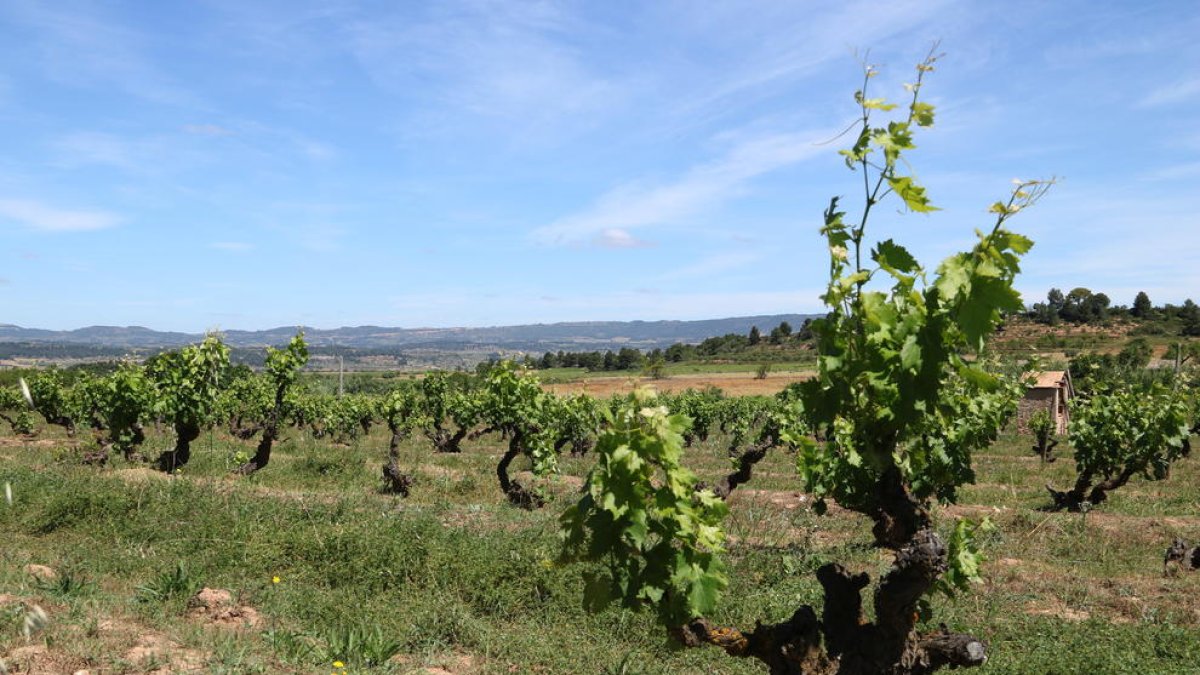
[874,239,920,274]
[887,175,939,213]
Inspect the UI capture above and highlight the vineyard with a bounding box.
[1,53,1199,675]
[0,350,1197,673]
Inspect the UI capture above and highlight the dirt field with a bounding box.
[545,370,814,397]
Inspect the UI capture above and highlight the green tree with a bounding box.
[1061,287,1110,323]
[1180,299,1200,337]
[1132,291,1153,319]
[616,347,644,370]
[1047,288,1065,315]
[748,325,761,345]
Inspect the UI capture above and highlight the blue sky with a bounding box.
[1,0,1197,332]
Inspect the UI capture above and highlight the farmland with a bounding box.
[0,405,1197,673]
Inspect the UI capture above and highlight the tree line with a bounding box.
[527,320,813,371]
[1027,287,1200,335]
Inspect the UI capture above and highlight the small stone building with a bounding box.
[1017,370,1073,435]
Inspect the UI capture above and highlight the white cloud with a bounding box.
[533,129,828,245]
[0,198,121,232]
[1138,77,1200,108]
[593,228,654,249]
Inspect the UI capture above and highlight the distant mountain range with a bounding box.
[0,314,817,354]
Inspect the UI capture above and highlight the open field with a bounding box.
[1,417,1198,674]
[544,370,813,397]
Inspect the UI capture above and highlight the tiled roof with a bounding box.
[1032,370,1067,388]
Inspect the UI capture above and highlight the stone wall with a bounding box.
[1016,388,1059,434]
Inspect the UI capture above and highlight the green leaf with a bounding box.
[993,230,1034,255]
[874,239,920,274]
[887,175,939,213]
[900,336,922,370]
[687,570,726,617]
[957,365,998,391]
[912,101,935,127]
[862,97,898,111]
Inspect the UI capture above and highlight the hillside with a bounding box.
[0,315,817,367]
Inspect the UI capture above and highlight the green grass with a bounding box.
[0,421,1197,673]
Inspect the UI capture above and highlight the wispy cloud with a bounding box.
[1015,187,1200,305]
[48,130,219,175]
[0,198,121,232]
[345,3,625,136]
[1139,161,1200,182]
[2,1,200,107]
[210,241,254,252]
[295,138,336,161]
[533,129,828,245]
[593,228,654,249]
[182,123,233,137]
[1138,77,1200,108]
[657,252,761,283]
[653,0,951,129]
[51,132,139,169]
[291,222,346,253]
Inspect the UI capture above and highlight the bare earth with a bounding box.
[545,371,813,397]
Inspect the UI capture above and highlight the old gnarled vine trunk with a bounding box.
[430,423,469,453]
[234,385,286,476]
[1046,464,1138,512]
[381,421,413,496]
[497,430,544,509]
[679,547,986,674]
[154,421,199,472]
[679,472,985,674]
